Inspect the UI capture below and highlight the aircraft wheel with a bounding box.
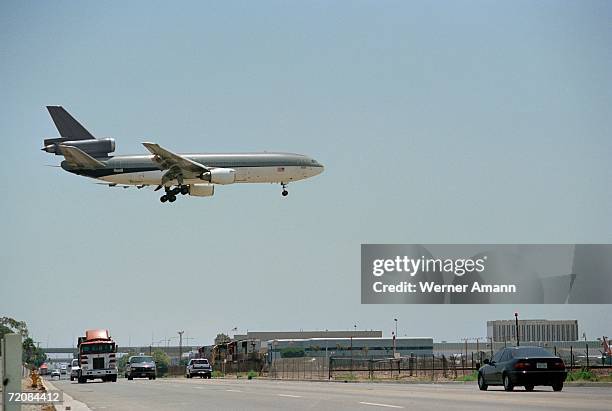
[160,195,168,203]
[282,190,288,197]
[181,186,189,195]
[168,195,177,203]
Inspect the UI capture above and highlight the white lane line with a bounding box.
[359,402,404,409]
[277,394,303,398]
[193,386,204,389]
[226,389,243,392]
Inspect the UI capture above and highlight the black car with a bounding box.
[125,355,157,380]
[478,346,567,392]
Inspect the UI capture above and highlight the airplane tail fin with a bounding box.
[43,106,116,158]
[46,106,95,140]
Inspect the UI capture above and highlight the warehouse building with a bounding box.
[487,319,578,343]
[267,337,433,361]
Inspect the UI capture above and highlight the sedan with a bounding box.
[478,346,567,392]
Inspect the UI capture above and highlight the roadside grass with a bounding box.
[566,369,612,382]
[334,373,358,382]
[455,371,478,382]
[211,370,224,378]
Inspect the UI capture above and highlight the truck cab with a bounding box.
[77,329,118,383]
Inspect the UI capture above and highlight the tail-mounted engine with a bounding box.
[42,137,116,158]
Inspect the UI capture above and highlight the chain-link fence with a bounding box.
[266,357,329,380]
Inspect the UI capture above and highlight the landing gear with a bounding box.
[281,183,289,197]
[160,185,187,203]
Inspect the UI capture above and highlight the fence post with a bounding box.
[328,357,332,380]
[431,354,435,381]
[554,346,557,356]
[586,343,589,370]
[570,346,573,369]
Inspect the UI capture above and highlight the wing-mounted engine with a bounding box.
[188,184,215,197]
[201,168,236,184]
[42,137,116,158]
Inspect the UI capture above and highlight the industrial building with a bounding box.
[266,337,433,361]
[487,319,579,343]
[233,330,382,341]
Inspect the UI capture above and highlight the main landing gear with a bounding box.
[281,183,289,197]
[160,185,189,203]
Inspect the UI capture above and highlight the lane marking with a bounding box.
[278,394,303,398]
[193,386,204,389]
[226,389,243,393]
[359,402,404,409]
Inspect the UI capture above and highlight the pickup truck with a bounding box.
[186,358,212,379]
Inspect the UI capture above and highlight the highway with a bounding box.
[47,377,612,411]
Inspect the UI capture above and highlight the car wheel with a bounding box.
[525,385,534,392]
[478,373,488,391]
[70,376,74,381]
[503,374,514,392]
[152,376,156,380]
[127,375,133,381]
[552,382,563,392]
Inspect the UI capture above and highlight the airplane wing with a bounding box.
[58,145,105,169]
[142,142,208,174]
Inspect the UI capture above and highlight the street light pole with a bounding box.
[514,312,520,347]
[178,331,184,366]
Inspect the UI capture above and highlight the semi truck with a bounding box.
[76,329,118,383]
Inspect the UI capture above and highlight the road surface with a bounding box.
[48,377,612,411]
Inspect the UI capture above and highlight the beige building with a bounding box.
[487,319,578,343]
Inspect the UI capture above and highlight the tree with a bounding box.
[0,317,28,337]
[22,337,46,368]
[0,317,46,368]
[214,333,230,345]
[118,352,137,374]
[152,349,170,377]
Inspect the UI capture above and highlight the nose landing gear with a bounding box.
[281,182,289,197]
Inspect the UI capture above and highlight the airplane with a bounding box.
[42,106,324,203]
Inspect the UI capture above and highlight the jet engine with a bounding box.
[201,168,236,185]
[188,184,215,197]
[42,138,116,157]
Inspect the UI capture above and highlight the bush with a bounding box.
[566,369,597,382]
[247,370,257,380]
[212,370,224,378]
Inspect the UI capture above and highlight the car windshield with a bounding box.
[81,343,115,353]
[131,356,154,363]
[193,359,209,365]
[511,347,554,358]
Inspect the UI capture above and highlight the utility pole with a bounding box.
[514,312,520,346]
[178,331,184,366]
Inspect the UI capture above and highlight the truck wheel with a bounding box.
[127,375,133,381]
[552,382,563,392]
[111,375,117,382]
[70,376,74,381]
[78,377,86,384]
[152,376,156,380]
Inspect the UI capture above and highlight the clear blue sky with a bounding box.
[1,0,610,347]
